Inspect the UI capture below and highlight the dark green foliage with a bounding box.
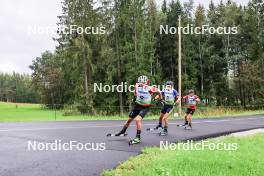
[0,73,39,103]
[28,0,264,112]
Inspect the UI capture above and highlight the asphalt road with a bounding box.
[0,115,264,176]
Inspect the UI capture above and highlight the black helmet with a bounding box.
[166,81,174,86]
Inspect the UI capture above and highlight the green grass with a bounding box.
[102,133,264,176]
[0,102,126,122]
[194,108,264,118]
[0,102,263,122]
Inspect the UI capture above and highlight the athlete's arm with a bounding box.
[132,84,138,103]
[176,96,181,104]
[182,95,188,105]
[195,96,201,103]
[174,90,181,104]
[156,89,164,100]
[156,90,162,100]
[155,94,162,100]
[134,83,138,96]
[150,86,162,100]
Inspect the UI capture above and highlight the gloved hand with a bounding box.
[132,96,137,105]
[153,99,164,106]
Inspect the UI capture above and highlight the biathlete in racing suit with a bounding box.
[113,75,161,145]
[182,89,200,130]
[152,81,180,135]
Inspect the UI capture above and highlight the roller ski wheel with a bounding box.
[184,125,192,130]
[159,131,168,136]
[106,133,128,137]
[146,126,163,131]
[177,124,187,127]
[128,137,141,145]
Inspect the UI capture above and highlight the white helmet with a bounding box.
[137,75,149,84]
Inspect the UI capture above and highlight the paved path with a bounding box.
[0,115,264,176]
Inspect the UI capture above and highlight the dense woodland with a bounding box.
[0,73,39,103]
[2,0,264,113]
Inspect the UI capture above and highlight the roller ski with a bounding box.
[184,123,192,130]
[146,125,163,132]
[128,137,141,145]
[177,123,188,127]
[106,132,128,137]
[159,130,168,136]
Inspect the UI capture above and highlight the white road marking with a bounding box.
[0,117,263,132]
[192,117,264,124]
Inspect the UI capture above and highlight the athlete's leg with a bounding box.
[163,113,169,132]
[189,110,195,127]
[115,117,133,136]
[181,113,188,126]
[128,115,143,144]
[116,105,140,136]
[184,114,188,125]
[135,115,143,138]
[129,107,149,144]
[153,113,164,130]
[157,106,167,128]
[181,108,189,126]
[158,113,164,127]
[124,117,133,127]
[186,114,193,128]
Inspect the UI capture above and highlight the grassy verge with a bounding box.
[102,132,264,176]
[194,108,264,118]
[0,102,126,122]
[0,102,263,122]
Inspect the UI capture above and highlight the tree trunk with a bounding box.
[116,32,124,115]
[199,39,204,96]
[115,2,124,115]
[82,33,89,105]
[238,76,243,106]
[134,7,138,63]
